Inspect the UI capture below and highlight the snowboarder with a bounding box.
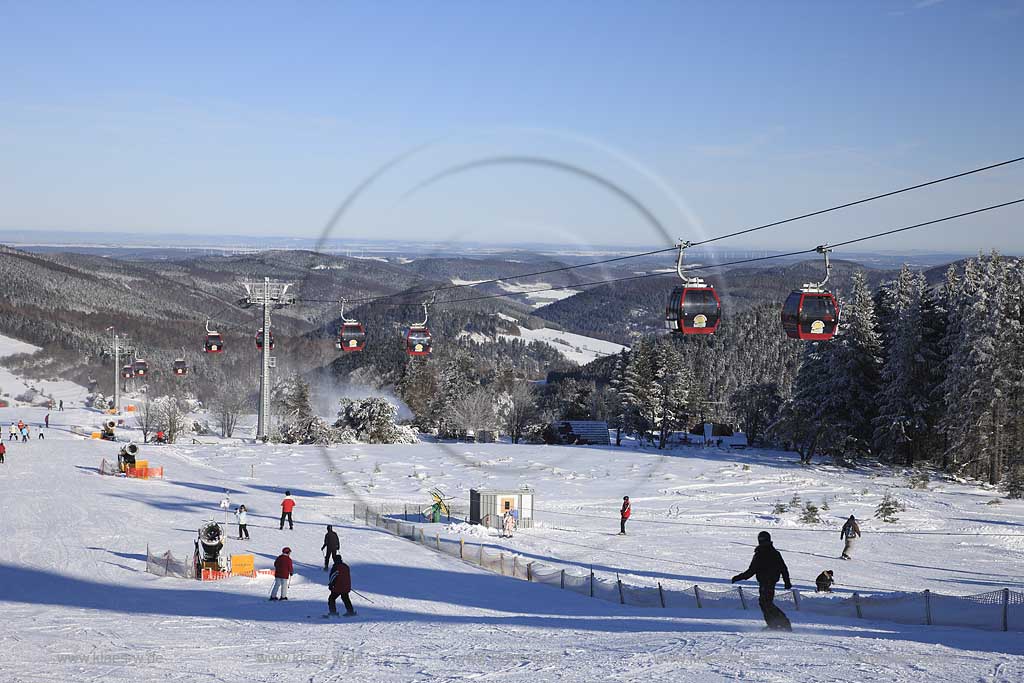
[0,441,6,464]
[270,547,293,601]
[235,505,250,540]
[280,491,296,530]
[327,554,356,617]
[59,399,64,411]
[321,525,340,571]
[619,496,631,535]
[840,515,861,560]
[732,531,793,631]
[815,570,834,593]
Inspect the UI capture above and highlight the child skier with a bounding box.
[619,496,631,535]
[235,505,250,540]
[327,554,356,617]
[270,547,293,601]
[279,491,296,530]
[0,441,6,464]
[321,525,340,570]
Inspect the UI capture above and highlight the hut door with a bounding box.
[500,497,515,514]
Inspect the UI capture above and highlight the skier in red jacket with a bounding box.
[279,491,296,530]
[270,547,293,601]
[327,554,356,617]
[619,496,631,535]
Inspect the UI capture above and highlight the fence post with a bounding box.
[435,532,440,551]
[590,568,594,597]
[513,556,518,578]
[738,586,747,610]
[1003,588,1010,632]
[499,553,504,575]
[792,589,800,611]
[404,504,408,522]
[479,543,483,565]
[420,528,426,545]
[460,538,465,559]
[658,582,666,608]
[853,592,863,619]
[694,586,703,609]
[924,589,932,625]
[617,574,625,605]
[527,562,533,582]
[560,569,565,590]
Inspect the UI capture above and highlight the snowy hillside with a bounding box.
[1,345,1023,682]
[499,325,627,365]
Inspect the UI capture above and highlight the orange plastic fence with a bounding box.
[200,568,274,581]
[126,467,164,479]
[201,568,231,581]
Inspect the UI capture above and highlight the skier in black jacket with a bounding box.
[732,531,793,631]
[321,525,340,571]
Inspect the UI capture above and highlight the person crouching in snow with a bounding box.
[270,547,293,601]
[815,570,834,593]
[328,554,356,617]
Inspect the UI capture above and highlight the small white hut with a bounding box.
[470,487,535,530]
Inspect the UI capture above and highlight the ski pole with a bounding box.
[350,589,375,604]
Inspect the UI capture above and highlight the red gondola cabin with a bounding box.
[337,322,366,352]
[204,332,224,353]
[255,328,274,351]
[664,285,721,335]
[133,359,149,377]
[172,359,188,376]
[781,291,839,340]
[406,326,432,356]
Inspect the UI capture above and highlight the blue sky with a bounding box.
[1,1,1022,252]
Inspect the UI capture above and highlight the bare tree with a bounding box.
[134,392,157,443]
[212,379,251,438]
[502,382,536,444]
[453,387,496,436]
[155,395,190,444]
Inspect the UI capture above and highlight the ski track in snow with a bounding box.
[0,340,1022,680]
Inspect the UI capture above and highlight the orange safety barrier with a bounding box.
[126,466,164,479]
[201,568,231,581]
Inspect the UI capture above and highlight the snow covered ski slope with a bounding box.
[0,362,1022,681]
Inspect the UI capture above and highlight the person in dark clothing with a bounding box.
[840,515,861,560]
[732,531,793,631]
[327,554,356,617]
[815,570,834,593]
[59,400,64,411]
[321,525,340,570]
[619,496,631,535]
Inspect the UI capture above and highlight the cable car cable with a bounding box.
[297,156,1024,308]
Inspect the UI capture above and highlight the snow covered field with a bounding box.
[0,342,1022,681]
[499,326,627,364]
